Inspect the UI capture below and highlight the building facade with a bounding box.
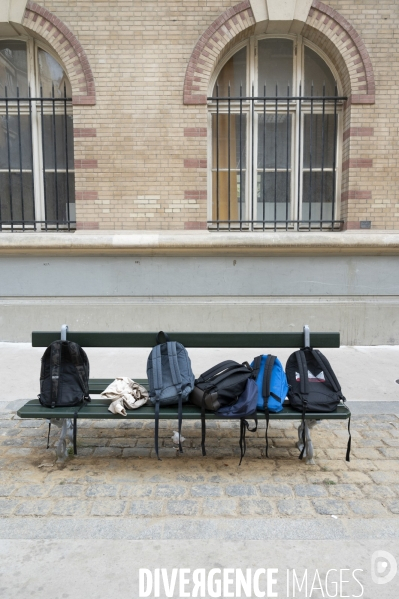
[0,0,398,343]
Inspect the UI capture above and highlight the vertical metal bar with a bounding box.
[251,83,254,231]
[5,87,14,232]
[332,82,338,228]
[52,84,59,230]
[228,83,231,227]
[320,83,326,231]
[303,324,310,348]
[239,82,243,230]
[216,84,219,231]
[297,83,302,231]
[274,84,277,231]
[28,86,36,231]
[262,84,266,230]
[16,87,25,230]
[309,82,314,231]
[63,84,71,230]
[40,86,48,230]
[286,85,290,230]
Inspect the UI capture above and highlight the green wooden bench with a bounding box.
[17,325,351,464]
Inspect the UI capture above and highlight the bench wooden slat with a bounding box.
[32,331,340,348]
[17,400,350,421]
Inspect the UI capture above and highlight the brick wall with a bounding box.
[29,0,399,230]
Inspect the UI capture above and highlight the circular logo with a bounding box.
[371,551,397,585]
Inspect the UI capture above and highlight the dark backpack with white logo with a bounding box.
[286,347,350,460]
[39,340,91,454]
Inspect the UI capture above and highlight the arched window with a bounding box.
[0,39,74,230]
[208,36,345,230]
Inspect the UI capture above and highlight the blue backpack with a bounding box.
[147,332,195,458]
[251,355,288,457]
[251,355,288,414]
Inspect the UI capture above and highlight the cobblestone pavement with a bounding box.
[1,411,399,521]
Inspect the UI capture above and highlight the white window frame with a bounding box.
[207,34,344,229]
[0,37,74,230]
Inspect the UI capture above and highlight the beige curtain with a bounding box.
[212,60,238,223]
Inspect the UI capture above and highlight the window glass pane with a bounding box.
[212,114,246,170]
[302,172,334,222]
[0,172,35,224]
[0,115,32,169]
[38,49,72,97]
[42,114,74,170]
[0,41,28,97]
[303,114,336,168]
[213,47,246,97]
[257,172,290,222]
[304,46,335,96]
[257,39,293,97]
[257,114,291,169]
[43,173,75,224]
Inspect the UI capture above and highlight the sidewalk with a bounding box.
[0,343,399,597]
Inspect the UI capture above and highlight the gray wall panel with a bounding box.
[0,296,398,344]
[0,255,398,296]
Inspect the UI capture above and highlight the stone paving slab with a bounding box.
[1,412,399,524]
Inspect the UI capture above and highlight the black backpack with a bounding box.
[39,340,91,454]
[191,360,253,456]
[286,347,350,460]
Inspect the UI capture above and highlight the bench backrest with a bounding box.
[32,331,340,348]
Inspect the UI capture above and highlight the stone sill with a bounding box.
[0,230,399,256]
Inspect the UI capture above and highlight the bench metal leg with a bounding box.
[297,420,318,465]
[49,418,73,459]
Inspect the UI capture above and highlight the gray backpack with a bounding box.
[147,332,195,458]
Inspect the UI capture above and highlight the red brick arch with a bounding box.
[23,1,95,105]
[306,1,375,103]
[183,0,375,105]
[184,1,256,105]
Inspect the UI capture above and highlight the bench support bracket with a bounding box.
[48,418,73,459]
[297,420,318,465]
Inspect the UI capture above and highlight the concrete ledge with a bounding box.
[0,231,399,256]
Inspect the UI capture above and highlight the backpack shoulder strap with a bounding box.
[151,344,163,401]
[50,341,62,408]
[167,342,184,453]
[295,349,309,460]
[151,343,163,461]
[66,342,90,397]
[252,355,262,378]
[310,349,343,396]
[262,355,276,401]
[295,350,309,396]
[167,341,182,389]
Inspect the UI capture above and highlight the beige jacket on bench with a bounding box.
[101,377,149,416]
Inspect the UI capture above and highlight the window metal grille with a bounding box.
[208,84,346,231]
[0,85,74,231]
